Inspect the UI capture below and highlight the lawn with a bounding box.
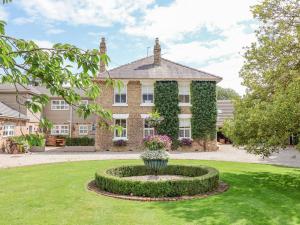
[0,160,299,225]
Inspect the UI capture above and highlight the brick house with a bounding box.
[95,38,222,151]
[0,101,29,151]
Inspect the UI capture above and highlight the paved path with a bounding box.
[0,145,299,169]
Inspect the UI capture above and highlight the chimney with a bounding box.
[99,37,107,73]
[153,38,161,66]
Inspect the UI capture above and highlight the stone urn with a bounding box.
[143,159,168,171]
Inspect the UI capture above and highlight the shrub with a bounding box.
[143,135,172,150]
[180,138,193,146]
[113,140,127,147]
[65,137,95,146]
[95,165,219,197]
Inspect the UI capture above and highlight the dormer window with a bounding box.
[179,82,191,106]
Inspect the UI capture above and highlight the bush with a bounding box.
[95,165,219,197]
[65,137,95,146]
[113,140,127,146]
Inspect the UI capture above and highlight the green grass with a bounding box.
[0,160,299,225]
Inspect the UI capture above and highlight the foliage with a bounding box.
[10,133,45,148]
[217,86,240,100]
[223,0,300,156]
[113,139,127,147]
[191,81,217,141]
[140,150,169,160]
[0,20,119,137]
[95,165,219,197]
[65,137,95,146]
[145,111,163,128]
[154,81,180,148]
[179,138,193,146]
[143,135,172,150]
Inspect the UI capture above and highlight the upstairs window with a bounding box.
[141,84,154,104]
[3,125,15,137]
[51,100,69,110]
[114,119,127,139]
[179,83,190,104]
[179,118,191,139]
[114,85,127,104]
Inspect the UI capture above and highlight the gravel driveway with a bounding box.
[0,145,299,168]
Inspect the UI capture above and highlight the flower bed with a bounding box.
[94,165,219,198]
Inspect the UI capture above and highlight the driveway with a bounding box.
[0,145,299,168]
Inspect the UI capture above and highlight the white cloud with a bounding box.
[46,28,65,34]
[123,0,258,94]
[0,7,8,20]
[19,0,154,27]
[12,17,34,25]
[33,40,54,48]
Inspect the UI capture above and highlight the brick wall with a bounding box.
[95,80,218,152]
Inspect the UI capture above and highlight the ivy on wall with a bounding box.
[191,81,217,140]
[154,81,180,146]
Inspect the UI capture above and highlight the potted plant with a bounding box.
[140,135,171,173]
[180,138,193,147]
[26,134,46,152]
[113,139,127,147]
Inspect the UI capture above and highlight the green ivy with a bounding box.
[191,81,217,140]
[154,81,180,146]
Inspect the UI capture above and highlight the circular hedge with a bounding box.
[94,165,219,197]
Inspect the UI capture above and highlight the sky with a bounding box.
[0,0,259,94]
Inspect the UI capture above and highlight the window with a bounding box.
[51,125,69,135]
[80,100,89,106]
[179,118,191,139]
[29,125,33,134]
[179,83,190,104]
[79,125,89,135]
[3,125,15,137]
[51,100,69,110]
[114,85,127,104]
[114,119,127,139]
[144,119,154,137]
[141,84,154,104]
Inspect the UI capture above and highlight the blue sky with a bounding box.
[0,0,258,94]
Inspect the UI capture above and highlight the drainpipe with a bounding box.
[69,105,73,138]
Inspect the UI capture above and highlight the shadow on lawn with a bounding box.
[148,171,300,225]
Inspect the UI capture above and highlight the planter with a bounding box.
[30,146,45,152]
[143,159,168,171]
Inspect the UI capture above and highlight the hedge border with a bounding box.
[94,165,219,198]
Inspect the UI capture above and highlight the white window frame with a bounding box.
[178,114,192,139]
[113,114,129,140]
[113,81,128,106]
[141,81,154,106]
[51,100,69,110]
[3,124,15,137]
[141,114,155,138]
[178,82,191,106]
[51,125,69,135]
[80,100,89,106]
[79,124,89,135]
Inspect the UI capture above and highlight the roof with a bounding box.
[99,56,222,81]
[217,100,234,127]
[0,101,28,120]
[0,84,87,97]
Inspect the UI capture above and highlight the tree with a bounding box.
[0,19,120,133]
[216,86,240,100]
[223,0,300,157]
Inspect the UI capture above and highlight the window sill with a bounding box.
[112,103,128,107]
[179,103,192,107]
[178,137,193,140]
[112,137,128,141]
[140,103,154,107]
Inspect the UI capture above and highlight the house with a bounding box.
[0,85,95,146]
[95,38,222,151]
[0,101,29,151]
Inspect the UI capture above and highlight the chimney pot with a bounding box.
[153,38,161,66]
[99,37,107,73]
